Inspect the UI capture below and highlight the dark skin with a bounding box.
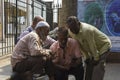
[57,33,68,49]
[66,16,99,65]
[66,20,80,34]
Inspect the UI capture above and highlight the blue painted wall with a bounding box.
[77,0,120,52]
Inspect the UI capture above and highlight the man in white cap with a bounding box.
[17,16,55,49]
[10,21,54,80]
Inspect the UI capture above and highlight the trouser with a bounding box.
[12,56,54,80]
[54,63,84,80]
[84,50,110,80]
[84,60,105,80]
[92,60,105,80]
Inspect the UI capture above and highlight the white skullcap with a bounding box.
[35,21,50,29]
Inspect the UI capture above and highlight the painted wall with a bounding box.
[77,0,120,52]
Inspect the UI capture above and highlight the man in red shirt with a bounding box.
[50,27,84,80]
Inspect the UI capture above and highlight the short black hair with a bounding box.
[57,27,68,37]
[66,16,79,25]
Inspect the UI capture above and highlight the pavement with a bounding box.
[0,54,12,80]
[0,54,120,80]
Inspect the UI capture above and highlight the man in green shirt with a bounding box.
[66,16,112,80]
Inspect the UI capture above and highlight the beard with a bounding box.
[39,31,47,41]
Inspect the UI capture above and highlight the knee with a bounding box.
[10,72,23,80]
[10,71,33,80]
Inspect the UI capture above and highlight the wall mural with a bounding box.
[106,0,120,36]
[78,0,120,52]
[84,2,104,30]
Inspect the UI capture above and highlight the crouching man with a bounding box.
[10,21,54,80]
[50,27,84,80]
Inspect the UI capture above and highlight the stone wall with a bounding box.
[59,0,77,27]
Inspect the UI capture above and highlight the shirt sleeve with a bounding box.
[19,31,29,39]
[99,41,111,55]
[94,29,112,55]
[28,36,50,56]
[44,36,56,46]
[87,28,112,61]
[50,41,57,54]
[72,39,82,58]
[50,42,60,63]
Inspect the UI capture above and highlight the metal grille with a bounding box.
[0,0,53,57]
[0,0,15,56]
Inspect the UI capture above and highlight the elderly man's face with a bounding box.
[37,27,49,41]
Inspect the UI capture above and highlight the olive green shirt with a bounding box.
[68,22,112,61]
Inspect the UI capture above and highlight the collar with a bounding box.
[57,39,70,49]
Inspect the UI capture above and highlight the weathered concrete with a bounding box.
[0,55,120,80]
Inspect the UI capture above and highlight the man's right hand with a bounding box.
[85,58,99,66]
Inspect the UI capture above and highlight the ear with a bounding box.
[32,21,35,25]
